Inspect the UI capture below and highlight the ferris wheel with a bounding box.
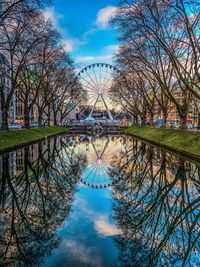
[77,63,120,121]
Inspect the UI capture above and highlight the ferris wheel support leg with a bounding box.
[101,96,113,121]
[89,95,99,117]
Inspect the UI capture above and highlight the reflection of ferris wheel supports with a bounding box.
[91,138,110,160]
[101,95,113,121]
[100,138,110,159]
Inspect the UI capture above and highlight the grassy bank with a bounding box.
[126,126,200,158]
[0,126,68,152]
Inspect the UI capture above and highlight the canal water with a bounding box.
[0,134,199,267]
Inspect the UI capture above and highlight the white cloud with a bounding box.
[43,6,118,55]
[74,196,122,237]
[96,6,117,29]
[43,8,78,53]
[103,44,119,53]
[74,45,118,68]
[76,55,113,64]
[43,7,63,28]
[43,7,55,22]
[95,220,122,237]
[64,240,103,267]
[63,39,77,53]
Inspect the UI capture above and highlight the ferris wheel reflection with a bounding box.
[67,135,128,189]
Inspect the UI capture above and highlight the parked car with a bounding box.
[174,123,180,128]
[175,123,193,129]
[155,119,163,127]
[193,125,199,130]
[186,123,193,129]
[8,123,22,129]
[30,122,39,127]
[38,122,48,127]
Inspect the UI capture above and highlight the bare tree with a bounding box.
[0,1,78,130]
[0,0,50,25]
[112,0,200,127]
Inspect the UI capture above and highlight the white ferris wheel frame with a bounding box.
[77,63,121,121]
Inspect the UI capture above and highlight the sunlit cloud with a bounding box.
[95,220,122,236]
[77,6,118,48]
[96,6,117,29]
[43,7,63,28]
[43,8,79,53]
[103,44,119,53]
[76,55,113,64]
[63,39,77,53]
[74,196,122,237]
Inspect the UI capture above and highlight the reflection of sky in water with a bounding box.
[42,134,200,267]
[0,134,199,266]
[44,185,119,267]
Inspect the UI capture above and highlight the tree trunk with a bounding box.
[141,107,147,126]
[24,106,30,129]
[38,110,43,125]
[0,153,9,204]
[48,138,51,161]
[135,115,139,125]
[1,106,9,131]
[162,112,168,128]
[53,109,58,126]
[47,105,51,126]
[24,104,31,129]
[38,141,43,158]
[179,111,187,129]
[54,117,58,126]
[149,113,154,127]
[24,114,30,129]
[141,114,146,126]
[197,113,200,129]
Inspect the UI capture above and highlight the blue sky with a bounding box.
[43,0,119,71]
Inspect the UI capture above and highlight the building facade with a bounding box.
[0,53,16,128]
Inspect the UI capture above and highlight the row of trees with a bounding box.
[112,0,200,128]
[0,0,83,130]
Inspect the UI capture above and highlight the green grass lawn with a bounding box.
[126,126,200,157]
[0,126,68,151]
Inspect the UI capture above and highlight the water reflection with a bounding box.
[70,135,127,189]
[0,135,199,267]
[110,139,200,267]
[0,136,86,266]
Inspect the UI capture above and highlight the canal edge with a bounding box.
[0,128,69,155]
[126,132,200,164]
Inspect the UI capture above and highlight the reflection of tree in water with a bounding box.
[0,136,86,266]
[110,138,200,267]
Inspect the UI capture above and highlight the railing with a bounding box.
[67,124,126,135]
